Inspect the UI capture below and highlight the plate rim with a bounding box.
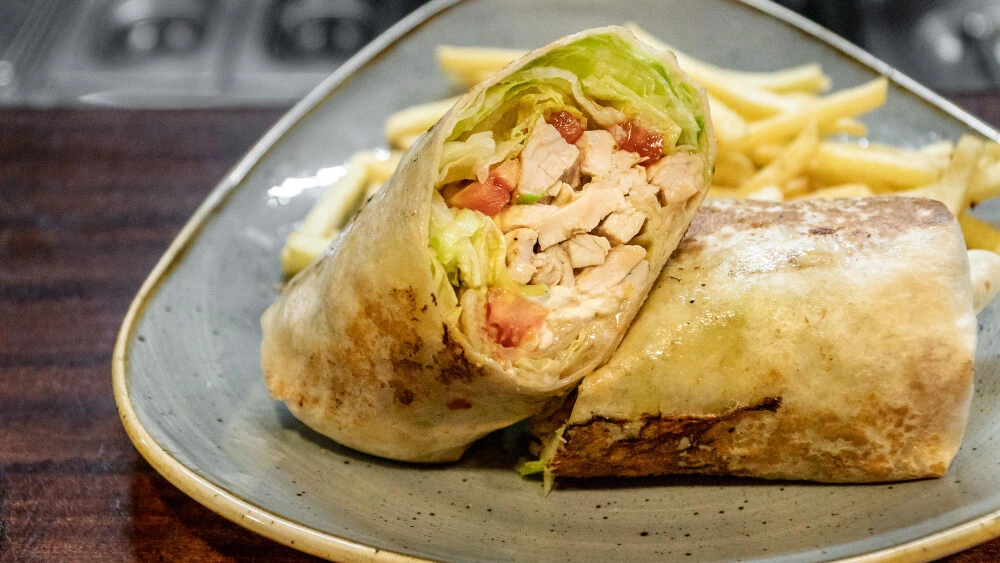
[111,0,1000,561]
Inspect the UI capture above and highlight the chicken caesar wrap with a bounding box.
[529,197,977,484]
[261,27,715,462]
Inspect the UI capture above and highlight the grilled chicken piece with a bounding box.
[576,245,647,295]
[552,182,577,206]
[562,234,612,268]
[531,245,574,287]
[577,130,616,178]
[498,204,557,232]
[597,207,647,245]
[591,165,645,196]
[504,228,538,284]
[645,152,704,206]
[518,117,581,200]
[536,187,626,249]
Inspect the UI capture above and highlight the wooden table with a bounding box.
[2,99,1000,562]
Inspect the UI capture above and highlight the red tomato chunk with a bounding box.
[486,288,548,348]
[616,119,663,162]
[446,161,519,216]
[546,111,584,144]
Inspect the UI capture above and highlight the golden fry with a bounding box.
[367,151,403,183]
[784,176,811,198]
[746,185,784,201]
[713,151,756,187]
[749,143,783,167]
[798,184,874,199]
[688,69,798,120]
[299,152,374,236]
[898,135,983,216]
[281,231,335,279]
[707,187,740,199]
[731,78,888,151]
[810,142,940,190]
[919,140,955,168]
[959,212,1000,253]
[738,122,819,196]
[625,23,830,94]
[969,160,1000,204]
[968,145,1000,204]
[825,117,868,137]
[435,46,523,86]
[385,97,459,149]
[707,95,747,148]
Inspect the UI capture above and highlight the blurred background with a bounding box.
[3,0,1000,109]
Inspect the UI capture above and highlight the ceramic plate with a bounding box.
[113,0,1000,561]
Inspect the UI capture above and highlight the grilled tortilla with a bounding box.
[261,27,715,462]
[534,197,976,483]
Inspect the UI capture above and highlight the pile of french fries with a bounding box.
[281,23,1000,278]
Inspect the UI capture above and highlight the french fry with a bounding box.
[899,135,983,216]
[625,23,830,94]
[707,95,747,148]
[968,145,1000,204]
[385,97,459,149]
[784,176,811,198]
[959,212,1000,253]
[435,46,522,85]
[396,133,424,151]
[300,152,374,235]
[746,185,784,201]
[282,152,374,277]
[365,180,383,199]
[798,184,874,199]
[749,143,784,167]
[731,78,888,151]
[738,122,819,196]
[920,140,954,167]
[281,231,335,278]
[969,160,1000,204]
[826,117,868,137]
[686,68,798,120]
[367,151,403,183]
[714,151,756,187]
[707,187,740,199]
[810,142,940,190]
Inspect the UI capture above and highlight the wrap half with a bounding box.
[533,197,977,483]
[261,27,715,462]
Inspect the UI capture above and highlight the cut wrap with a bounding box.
[261,27,715,462]
[534,197,976,483]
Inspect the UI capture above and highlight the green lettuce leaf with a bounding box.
[438,31,709,185]
[428,192,507,292]
[515,459,545,477]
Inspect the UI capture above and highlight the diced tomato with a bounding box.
[546,111,584,144]
[615,119,663,162]
[446,161,519,216]
[485,288,549,348]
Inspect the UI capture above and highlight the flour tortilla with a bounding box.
[261,27,714,462]
[537,197,976,482]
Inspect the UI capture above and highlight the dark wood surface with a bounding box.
[2,97,1000,562]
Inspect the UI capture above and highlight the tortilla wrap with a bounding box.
[261,27,715,462]
[536,197,977,483]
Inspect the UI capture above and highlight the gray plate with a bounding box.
[113,0,1000,561]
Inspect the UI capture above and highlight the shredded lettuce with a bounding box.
[439,131,497,185]
[428,193,507,291]
[437,32,709,186]
[515,459,545,477]
[431,31,710,295]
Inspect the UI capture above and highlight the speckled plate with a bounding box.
[113,0,1000,561]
